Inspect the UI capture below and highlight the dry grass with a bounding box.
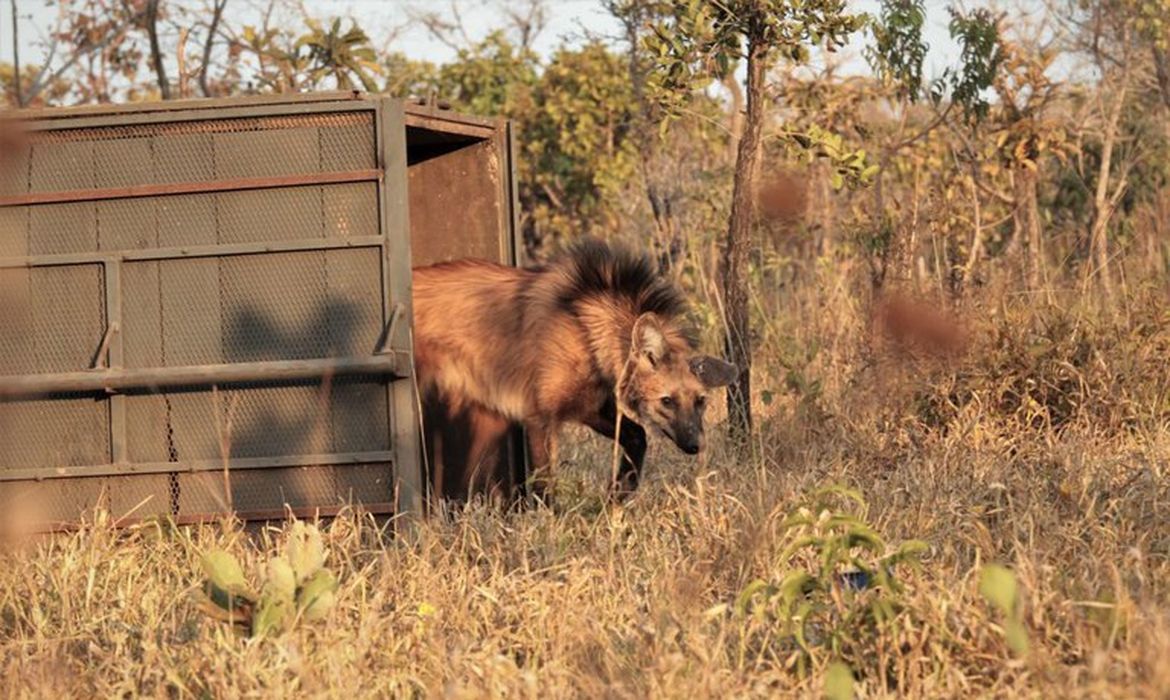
[3,280,1170,698]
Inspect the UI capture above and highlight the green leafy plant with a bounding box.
[733,485,928,677]
[823,660,855,700]
[943,8,1004,122]
[194,521,339,638]
[782,124,880,190]
[865,0,928,102]
[979,564,1029,656]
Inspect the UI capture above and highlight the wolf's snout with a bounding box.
[675,431,701,455]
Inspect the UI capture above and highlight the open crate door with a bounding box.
[0,94,424,529]
[403,106,528,504]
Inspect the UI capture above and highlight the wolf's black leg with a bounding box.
[585,402,647,500]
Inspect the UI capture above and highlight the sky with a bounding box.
[0,0,1041,85]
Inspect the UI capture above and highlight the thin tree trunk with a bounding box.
[200,0,228,97]
[10,0,20,107]
[902,160,921,288]
[954,164,983,298]
[870,153,887,290]
[818,163,833,257]
[1015,166,1043,289]
[1090,79,1127,308]
[146,0,171,100]
[719,40,765,438]
[723,73,744,162]
[175,27,189,98]
[1154,46,1170,110]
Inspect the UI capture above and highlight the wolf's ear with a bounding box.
[632,313,666,367]
[689,355,737,388]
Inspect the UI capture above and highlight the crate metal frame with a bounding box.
[0,93,436,526]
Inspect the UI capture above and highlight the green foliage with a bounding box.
[944,8,1004,122]
[429,33,655,247]
[232,16,381,93]
[438,32,539,117]
[1101,0,1170,49]
[978,564,1018,615]
[380,52,441,99]
[782,124,879,190]
[646,0,864,119]
[1047,86,1170,226]
[523,43,641,237]
[202,549,255,600]
[865,0,929,101]
[731,485,929,677]
[979,564,1030,656]
[194,521,338,638]
[286,520,327,584]
[297,18,381,92]
[823,661,855,700]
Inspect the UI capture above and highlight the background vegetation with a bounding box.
[2,0,1169,696]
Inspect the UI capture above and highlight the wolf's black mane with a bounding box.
[548,238,687,320]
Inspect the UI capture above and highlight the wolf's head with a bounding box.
[619,313,737,455]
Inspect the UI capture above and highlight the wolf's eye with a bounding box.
[696,396,707,409]
[660,396,675,408]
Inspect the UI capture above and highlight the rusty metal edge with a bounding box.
[403,112,497,139]
[16,100,374,132]
[0,236,386,270]
[13,91,369,122]
[0,169,381,208]
[0,450,397,482]
[377,98,425,524]
[14,93,500,132]
[0,352,410,399]
[503,119,531,495]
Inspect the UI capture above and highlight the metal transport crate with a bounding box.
[0,92,525,530]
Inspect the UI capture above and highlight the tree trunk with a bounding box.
[952,164,983,299]
[199,0,228,97]
[146,0,171,100]
[1154,46,1170,110]
[1014,166,1043,289]
[719,41,765,438]
[1090,80,1127,309]
[723,73,744,162]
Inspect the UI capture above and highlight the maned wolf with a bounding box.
[411,238,737,502]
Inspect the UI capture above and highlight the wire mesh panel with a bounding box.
[0,96,421,529]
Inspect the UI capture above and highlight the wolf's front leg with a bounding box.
[585,404,647,501]
[525,420,558,507]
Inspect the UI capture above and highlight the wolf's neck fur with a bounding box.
[568,297,638,385]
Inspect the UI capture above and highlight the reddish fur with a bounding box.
[411,241,734,503]
[873,294,969,359]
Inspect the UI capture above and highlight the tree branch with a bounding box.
[24,6,144,105]
[890,101,954,152]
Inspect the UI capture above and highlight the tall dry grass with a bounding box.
[2,256,1170,698]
